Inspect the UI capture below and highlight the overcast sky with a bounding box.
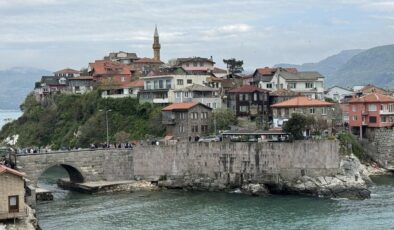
[1,0,394,71]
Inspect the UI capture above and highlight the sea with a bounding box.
[0,109,22,130]
[36,167,394,230]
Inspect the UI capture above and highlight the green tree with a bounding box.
[212,108,237,133]
[114,131,131,143]
[223,58,244,74]
[283,113,307,140]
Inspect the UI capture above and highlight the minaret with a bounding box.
[153,25,161,61]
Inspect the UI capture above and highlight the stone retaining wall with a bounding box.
[133,140,340,187]
[363,128,394,168]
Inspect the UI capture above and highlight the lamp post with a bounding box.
[99,109,112,148]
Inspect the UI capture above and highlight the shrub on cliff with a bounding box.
[0,91,165,149]
[337,132,366,160]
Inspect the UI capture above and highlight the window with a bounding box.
[176,92,181,98]
[239,106,248,112]
[213,102,217,109]
[288,82,296,89]
[146,81,152,89]
[266,83,273,89]
[207,103,211,108]
[353,115,358,121]
[352,105,356,112]
[254,93,257,101]
[322,107,327,115]
[187,79,192,84]
[305,82,314,88]
[369,116,377,123]
[154,80,159,89]
[309,108,315,114]
[121,77,125,82]
[192,125,199,133]
[159,80,163,89]
[190,112,198,119]
[166,80,171,89]
[382,116,387,122]
[177,79,184,85]
[8,196,19,213]
[368,104,377,112]
[244,94,249,101]
[200,62,203,67]
[279,84,283,89]
[193,62,197,67]
[201,125,208,133]
[184,92,190,98]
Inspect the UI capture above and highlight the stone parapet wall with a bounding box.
[363,128,394,168]
[133,141,340,187]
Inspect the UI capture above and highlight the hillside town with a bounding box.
[32,26,394,143]
[0,27,394,229]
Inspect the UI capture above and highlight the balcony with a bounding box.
[380,110,394,115]
[153,98,169,103]
[162,118,175,125]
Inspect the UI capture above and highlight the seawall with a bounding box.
[362,128,394,170]
[134,141,340,188]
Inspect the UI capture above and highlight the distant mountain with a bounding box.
[333,45,394,87]
[0,67,51,109]
[276,49,364,82]
[276,45,394,88]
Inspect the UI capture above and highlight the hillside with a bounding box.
[333,45,394,87]
[0,67,51,109]
[276,49,363,80]
[0,91,164,149]
[276,45,394,88]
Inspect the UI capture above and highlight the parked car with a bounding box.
[198,136,220,142]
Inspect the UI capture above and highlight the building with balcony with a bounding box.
[173,84,222,109]
[101,80,144,99]
[271,96,334,129]
[161,102,212,140]
[139,68,212,105]
[252,67,325,100]
[0,165,26,220]
[348,93,394,138]
[68,76,95,94]
[226,85,270,125]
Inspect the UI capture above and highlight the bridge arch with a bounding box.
[36,163,85,187]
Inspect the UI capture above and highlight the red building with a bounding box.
[88,60,133,84]
[348,93,394,137]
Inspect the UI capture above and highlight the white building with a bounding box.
[255,68,325,100]
[139,71,212,104]
[325,86,353,101]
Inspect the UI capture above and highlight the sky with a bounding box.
[1,0,394,71]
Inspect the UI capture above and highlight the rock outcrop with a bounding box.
[279,154,372,199]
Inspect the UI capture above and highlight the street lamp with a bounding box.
[99,109,112,148]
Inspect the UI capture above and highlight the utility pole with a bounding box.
[99,109,112,148]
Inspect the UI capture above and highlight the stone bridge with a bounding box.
[16,149,134,187]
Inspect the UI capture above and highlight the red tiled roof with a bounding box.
[162,102,212,111]
[162,102,198,111]
[54,68,80,74]
[89,60,131,76]
[0,165,25,177]
[271,96,334,108]
[121,80,144,88]
[207,76,223,82]
[348,93,394,103]
[228,85,268,93]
